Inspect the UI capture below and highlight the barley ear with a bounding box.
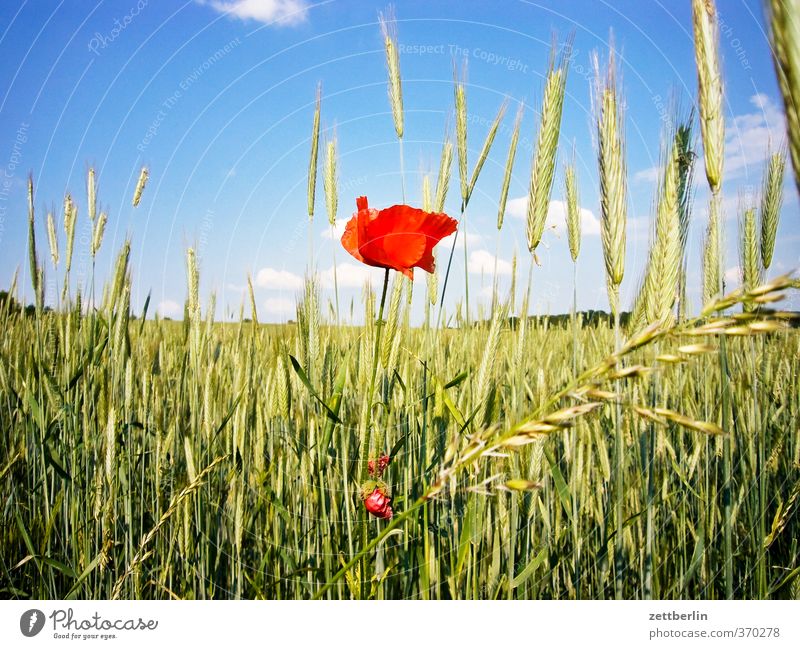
[132,166,149,207]
[497,102,524,231]
[46,210,59,268]
[434,136,453,213]
[766,0,800,197]
[692,0,725,194]
[379,6,404,139]
[91,211,107,258]
[739,196,761,308]
[760,145,787,270]
[87,167,97,222]
[247,273,259,326]
[564,145,581,262]
[467,98,508,207]
[648,130,682,325]
[454,63,469,206]
[702,195,722,304]
[64,196,77,274]
[323,133,338,227]
[27,175,41,310]
[423,175,438,305]
[308,83,322,220]
[527,36,572,253]
[592,42,627,313]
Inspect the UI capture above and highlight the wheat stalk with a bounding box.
[91,212,107,258]
[564,149,581,262]
[46,210,59,268]
[308,83,322,221]
[497,102,524,231]
[434,136,453,213]
[766,0,800,197]
[760,145,786,270]
[648,133,682,325]
[26,175,42,310]
[692,0,724,195]
[111,455,229,599]
[132,166,149,207]
[379,6,404,140]
[467,98,508,206]
[739,197,761,304]
[527,39,571,253]
[246,273,258,326]
[703,195,722,304]
[87,167,97,222]
[592,44,627,313]
[454,65,468,207]
[323,133,338,227]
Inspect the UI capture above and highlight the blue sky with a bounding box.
[0,0,797,322]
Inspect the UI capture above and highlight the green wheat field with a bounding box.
[2,1,800,600]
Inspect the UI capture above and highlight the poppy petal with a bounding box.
[341,196,458,277]
[360,205,428,271]
[341,214,364,263]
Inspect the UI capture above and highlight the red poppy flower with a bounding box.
[368,454,391,477]
[341,196,458,279]
[363,486,393,520]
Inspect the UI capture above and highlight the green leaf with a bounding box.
[288,354,342,424]
[680,520,705,594]
[511,547,548,589]
[43,442,71,481]
[64,553,104,600]
[444,371,468,389]
[456,498,475,575]
[41,556,77,579]
[319,354,348,461]
[504,479,541,491]
[215,391,244,437]
[14,506,41,576]
[544,447,573,522]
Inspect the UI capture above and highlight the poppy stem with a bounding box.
[358,267,390,598]
[365,266,390,448]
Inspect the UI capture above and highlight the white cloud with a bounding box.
[441,229,483,250]
[263,297,296,317]
[724,265,741,284]
[255,267,304,290]
[725,94,786,178]
[634,166,660,183]
[318,262,382,289]
[507,196,601,236]
[203,0,309,25]
[546,200,601,235]
[157,299,182,318]
[479,285,496,299]
[636,94,787,185]
[321,219,348,240]
[468,249,512,275]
